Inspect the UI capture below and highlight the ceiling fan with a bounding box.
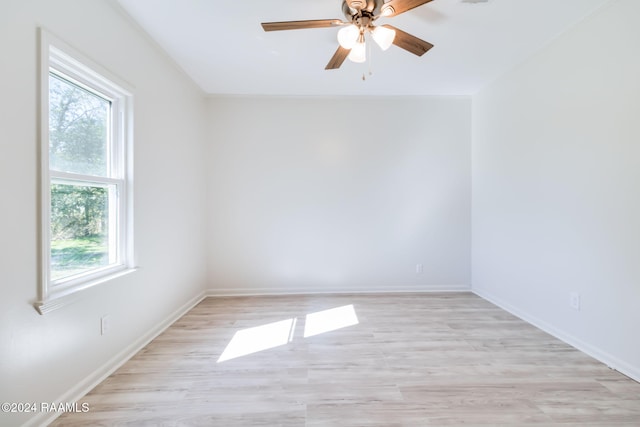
[261,0,436,70]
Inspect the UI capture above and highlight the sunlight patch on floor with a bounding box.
[217,305,360,362]
[217,317,297,362]
[303,304,359,338]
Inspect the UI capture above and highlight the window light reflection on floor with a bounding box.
[217,305,360,363]
[217,318,297,362]
[303,304,359,338]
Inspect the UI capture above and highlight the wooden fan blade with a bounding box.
[383,24,433,57]
[261,19,343,32]
[380,0,434,17]
[325,46,351,70]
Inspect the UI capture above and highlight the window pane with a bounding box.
[49,73,110,177]
[50,183,116,281]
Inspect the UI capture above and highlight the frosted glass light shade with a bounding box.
[348,41,366,63]
[337,25,359,49]
[372,26,396,51]
[380,5,395,16]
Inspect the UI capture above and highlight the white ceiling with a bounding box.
[115,0,610,96]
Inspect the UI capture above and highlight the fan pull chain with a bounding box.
[368,39,373,77]
[362,39,374,81]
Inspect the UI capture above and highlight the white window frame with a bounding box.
[36,30,135,314]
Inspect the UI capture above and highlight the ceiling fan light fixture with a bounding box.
[262,0,436,71]
[337,24,359,49]
[371,25,395,51]
[348,40,366,63]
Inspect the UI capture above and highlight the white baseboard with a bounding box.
[206,284,471,297]
[473,287,640,384]
[25,291,206,427]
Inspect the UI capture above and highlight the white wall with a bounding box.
[0,1,208,425]
[472,0,640,381]
[206,96,471,294]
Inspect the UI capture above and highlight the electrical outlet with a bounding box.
[101,315,111,335]
[570,293,581,311]
[416,263,423,274]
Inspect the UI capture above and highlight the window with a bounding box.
[36,31,134,314]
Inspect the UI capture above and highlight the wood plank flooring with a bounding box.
[52,293,640,426]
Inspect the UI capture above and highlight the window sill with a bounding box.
[34,267,137,315]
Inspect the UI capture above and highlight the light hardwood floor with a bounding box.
[53,293,640,426]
